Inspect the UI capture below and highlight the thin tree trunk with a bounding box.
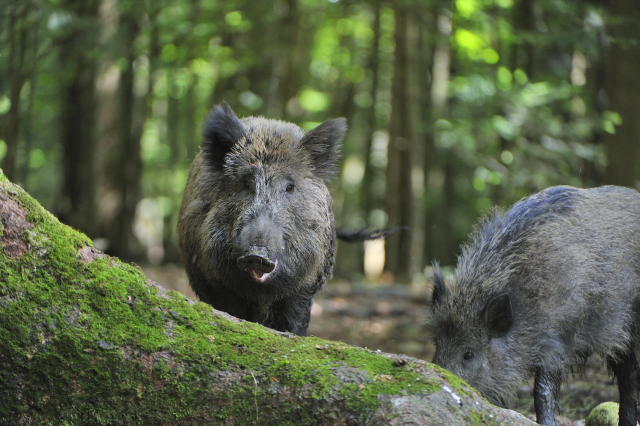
[108,13,143,260]
[582,23,607,187]
[406,13,425,278]
[420,14,435,266]
[281,0,303,120]
[355,0,383,277]
[3,3,26,183]
[385,7,413,282]
[601,0,640,187]
[513,0,537,79]
[334,82,362,280]
[424,8,452,265]
[16,4,42,188]
[361,0,382,218]
[56,0,100,238]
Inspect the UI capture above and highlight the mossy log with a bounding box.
[0,172,535,425]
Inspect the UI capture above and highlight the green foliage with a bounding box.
[0,0,627,276]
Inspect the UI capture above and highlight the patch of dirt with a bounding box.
[143,264,622,423]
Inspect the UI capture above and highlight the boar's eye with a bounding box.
[285,183,295,194]
[463,351,474,361]
[242,177,252,189]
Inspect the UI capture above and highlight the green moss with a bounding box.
[464,409,503,426]
[585,402,619,426]
[429,361,479,398]
[0,175,491,425]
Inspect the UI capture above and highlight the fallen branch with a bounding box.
[0,171,534,425]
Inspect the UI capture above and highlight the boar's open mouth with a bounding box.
[237,249,278,283]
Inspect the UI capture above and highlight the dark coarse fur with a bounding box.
[178,102,390,336]
[430,185,640,426]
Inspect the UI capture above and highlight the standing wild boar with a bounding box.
[178,102,389,336]
[430,185,640,426]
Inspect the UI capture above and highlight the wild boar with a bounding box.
[430,185,640,426]
[178,102,392,336]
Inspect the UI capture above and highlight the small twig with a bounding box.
[249,369,259,424]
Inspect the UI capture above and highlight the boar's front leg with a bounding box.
[534,367,561,426]
[287,296,312,336]
[267,295,314,336]
[608,351,639,426]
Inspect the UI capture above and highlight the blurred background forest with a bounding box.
[1,0,639,284]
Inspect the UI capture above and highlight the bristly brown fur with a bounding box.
[180,103,401,336]
[178,103,347,336]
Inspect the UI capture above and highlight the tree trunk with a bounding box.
[0,171,535,425]
[281,0,305,120]
[513,0,537,79]
[424,8,453,266]
[601,0,640,188]
[361,0,382,218]
[262,0,309,120]
[55,0,100,238]
[107,12,144,260]
[3,2,31,184]
[384,7,414,283]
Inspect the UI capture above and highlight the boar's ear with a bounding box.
[484,294,512,338]
[202,102,246,171]
[431,265,447,307]
[300,118,346,182]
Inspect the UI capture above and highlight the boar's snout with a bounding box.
[237,246,278,282]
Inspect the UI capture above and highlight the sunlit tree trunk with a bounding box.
[353,0,383,279]
[406,12,427,278]
[333,0,365,280]
[417,10,436,269]
[601,0,640,188]
[424,8,453,267]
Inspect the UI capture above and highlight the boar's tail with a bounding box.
[336,226,407,243]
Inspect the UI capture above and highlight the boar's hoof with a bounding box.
[238,248,277,282]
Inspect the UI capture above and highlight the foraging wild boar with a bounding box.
[178,102,391,336]
[430,185,640,426]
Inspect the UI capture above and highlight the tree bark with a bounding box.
[3,3,23,183]
[0,171,535,426]
[54,0,100,238]
[361,0,382,218]
[512,0,537,79]
[601,0,640,188]
[384,7,414,283]
[424,8,456,267]
[106,12,144,260]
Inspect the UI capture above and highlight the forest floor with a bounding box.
[142,264,620,425]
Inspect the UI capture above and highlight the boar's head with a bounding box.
[430,266,519,407]
[195,102,346,299]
